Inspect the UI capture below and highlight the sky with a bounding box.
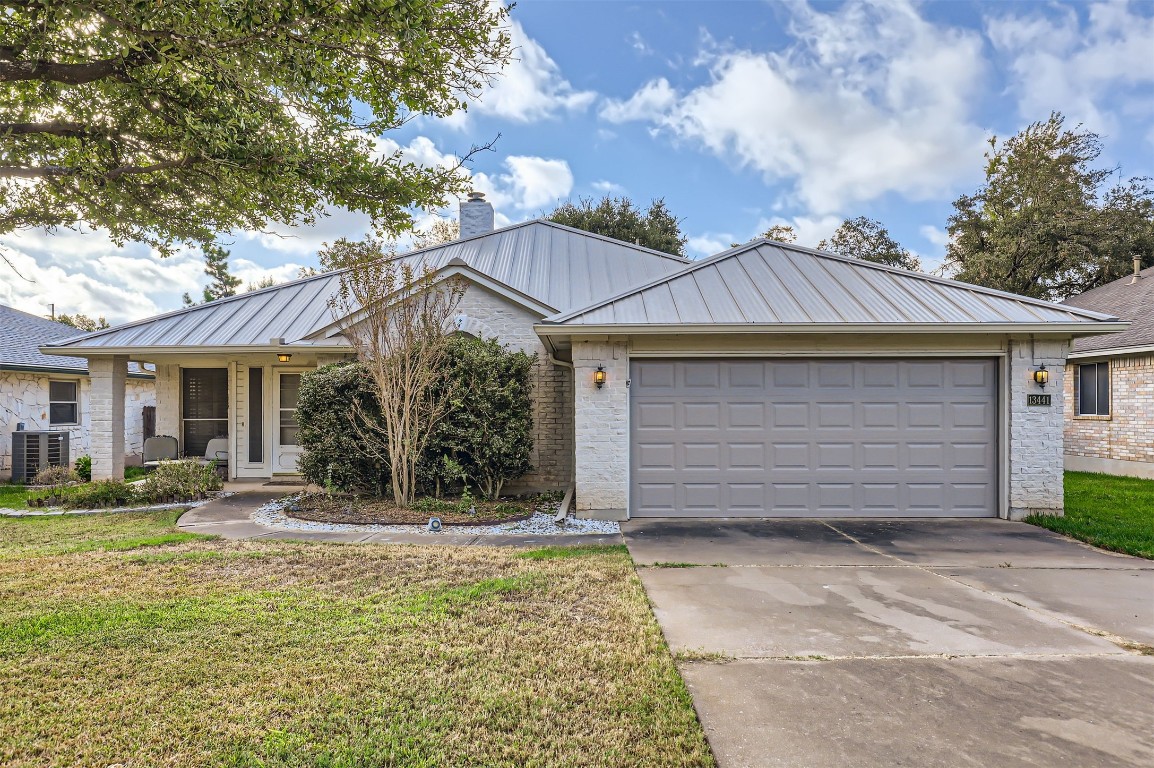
[2,0,1153,324]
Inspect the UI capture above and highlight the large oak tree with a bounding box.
[0,0,511,258]
[945,113,1154,300]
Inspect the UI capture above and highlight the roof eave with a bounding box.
[38,343,352,356]
[534,321,1132,337]
[1068,342,1154,360]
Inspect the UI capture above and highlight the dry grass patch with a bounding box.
[0,512,713,767]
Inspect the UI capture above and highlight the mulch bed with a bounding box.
[285,492,537,526]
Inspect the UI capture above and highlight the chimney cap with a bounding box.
[467,191,486,202]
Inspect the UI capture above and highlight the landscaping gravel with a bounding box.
[254,495,621,536]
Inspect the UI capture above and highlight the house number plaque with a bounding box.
[1027,394,1052,407]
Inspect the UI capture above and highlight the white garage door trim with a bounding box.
[629,357,999,518]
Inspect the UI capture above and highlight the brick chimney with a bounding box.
[459,191,494,238]
[1131,255,1143,285]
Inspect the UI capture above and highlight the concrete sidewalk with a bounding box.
[624,518,1154,768]
[178,490,622,548]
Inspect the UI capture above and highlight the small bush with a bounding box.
[138,460,222,503]
[494,502,526,517]
[75,455,92,482]
[411,496,455,514]
[66,480,137,509]
[31,465,79,487]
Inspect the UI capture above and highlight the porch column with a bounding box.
[89,355,128,480]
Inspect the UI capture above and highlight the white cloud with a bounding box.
[599,0,989,214]
[449,17,595,126]
[686,234,734,258]
[986,2,1154,135]
[591,180,627,195]
[630,31,653,56]
[600,79,678,124]
[472,155,574,213]
[919,224,950,250]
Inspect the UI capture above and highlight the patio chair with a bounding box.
[199,437,229,477]
[142,436,179,468]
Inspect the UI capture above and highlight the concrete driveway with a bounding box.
[623,519,1154,768]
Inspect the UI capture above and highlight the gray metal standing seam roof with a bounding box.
[1062,265,1154,354]
[540,241,1122,330]
[41,220,690,352]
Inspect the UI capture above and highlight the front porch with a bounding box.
[83,351,352,481]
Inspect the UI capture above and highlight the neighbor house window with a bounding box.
[182,368,228,456]
[49,381,78,425]
[1077,362,1110,416]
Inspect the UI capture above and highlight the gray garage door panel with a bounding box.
[630,359,998,518]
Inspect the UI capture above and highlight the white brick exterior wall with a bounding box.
[454,285,574,491]
[0,369,155,479]
[573,339,629,514]
[1008,338,1069,519]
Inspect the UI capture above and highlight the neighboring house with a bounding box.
[1,305,156,480]
[42,194,1125,519]
[1061,262,1153,479]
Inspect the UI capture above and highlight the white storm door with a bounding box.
[274,372,304,473]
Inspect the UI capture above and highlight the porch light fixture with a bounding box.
[593,364,607,389]
[277,353,292,363]
[1032,364,1049,388]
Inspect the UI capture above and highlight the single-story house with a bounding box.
[2,305,155,480]
[1061,260,1153,479]
[42,194,1125,519]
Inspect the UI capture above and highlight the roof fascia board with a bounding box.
[545,239,1121,325]
[39,344,351,357]
[1068,343,1154,360]
[0,363,155,378]
[534,321,1132,337]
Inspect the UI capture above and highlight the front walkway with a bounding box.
[178,487,622,547]
[623,518,1154,768]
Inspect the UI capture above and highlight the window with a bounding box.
[279,373,301,446]
[49,381,78,425]
[248,367,264,463]
[1077,362,1110,416]
[182,368,228,456]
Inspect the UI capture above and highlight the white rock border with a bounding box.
[254,494,620,536]
[0,492,235,517]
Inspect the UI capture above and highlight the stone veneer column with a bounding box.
[573,339,630,519]
[1008,338,1069,519]
[89,355,128,480]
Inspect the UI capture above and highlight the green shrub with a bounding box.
[31,465,79,487]
[411,496,455,514]
[296,362,388,495]
[75,455,92,482]
[423,335,536,499]
[65,480,137,509]
[137,460,222,503]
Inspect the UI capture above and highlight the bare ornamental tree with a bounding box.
[324,238,464,507]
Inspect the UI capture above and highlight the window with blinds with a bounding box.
[182,368,228,456]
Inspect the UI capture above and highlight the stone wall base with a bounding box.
[1008,507,1064,521]
[1064,454,1154,480]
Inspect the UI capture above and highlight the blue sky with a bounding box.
[3,0,1153,323]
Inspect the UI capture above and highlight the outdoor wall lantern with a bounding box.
[593,364,607,389]
[277,353,293,363]
[1033,363,1049,388]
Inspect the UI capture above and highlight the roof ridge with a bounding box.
[531,219,692,264]
[545,239,1120,324]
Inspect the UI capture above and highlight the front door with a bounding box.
[274,372,303,473]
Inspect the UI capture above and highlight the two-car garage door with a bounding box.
[630,359,998,518]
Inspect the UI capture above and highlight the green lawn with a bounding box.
[1026,472,1154,559]
[0,512,713,767]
